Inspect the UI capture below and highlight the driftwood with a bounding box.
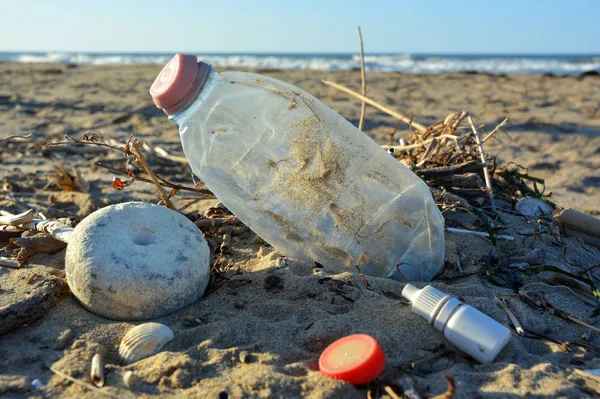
[0,229,23,242]
[20,219,73,243]
[555,208,600,249]
[418,161,486,177]
[11,234,68,261]
[0,209,35,226]
[0,274,68,335]
[0,257,21,268]
[429,172,484,188]
[195,217,245,228]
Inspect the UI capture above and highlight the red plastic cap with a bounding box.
[150,53,199,110]
[319,334,385,385]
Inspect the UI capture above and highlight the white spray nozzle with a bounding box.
[402,284,452,324]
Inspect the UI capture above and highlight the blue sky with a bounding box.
[1,0,599,54]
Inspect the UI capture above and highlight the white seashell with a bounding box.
[119,323,174,365]
[90,353,105,387]
[123,371,135,388]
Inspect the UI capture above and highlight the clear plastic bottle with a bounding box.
[150,54,445,281]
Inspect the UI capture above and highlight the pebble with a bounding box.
[65,202,210,320]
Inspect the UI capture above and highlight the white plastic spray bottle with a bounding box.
[402,284,511,363]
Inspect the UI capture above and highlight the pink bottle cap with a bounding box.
[150,53,210,115]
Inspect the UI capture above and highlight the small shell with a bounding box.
[90,353,105,387]
[123,371,135,388]
[119,323,174,364]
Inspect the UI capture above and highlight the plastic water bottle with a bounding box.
[150,54,445,281]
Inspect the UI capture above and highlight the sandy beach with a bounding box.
[2,62,600,398]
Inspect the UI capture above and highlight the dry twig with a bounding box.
[356,26,367,131]
[48,363,118,399]
[129,141,175,209]
[0,209,35,226]
[322,80,427,131]
[0,133,32,142]
[494,296,524,335]
[0,256,21,268]
[468,116,496,213]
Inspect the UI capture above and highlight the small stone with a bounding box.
[507,262,529,270]
[265,251,282,262]
[264,275,284,292]
[256,246,274,258]
[65,202,211,320]
[31,379,43,389]
[516,197,554,220]
[55,328,75,350]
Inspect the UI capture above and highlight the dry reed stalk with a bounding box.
[48,363,118,399]
[0,256,21,268]
[0,209,35,226]
[356,26,367,131]
[93,162,214,196]
[321,80,427,131]
[383,386,402,399]
[482,118,508,143]
[447,227,513,241]
[21,219,73,243]
[468,116,497,213]
[129,142,175,209]
[142,142,189,164]
[0,133,32,142]
[494,296,525,335]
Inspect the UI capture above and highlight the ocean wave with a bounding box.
[3,52,600,75]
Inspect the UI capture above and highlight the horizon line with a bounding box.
[1,50,600,56]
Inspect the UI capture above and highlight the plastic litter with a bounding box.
[319,334,385,385]
[151,53,445,281]
[402,284,511,363]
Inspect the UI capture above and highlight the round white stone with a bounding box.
[65,202,210,320]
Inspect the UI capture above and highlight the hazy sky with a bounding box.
[1,0,599,53]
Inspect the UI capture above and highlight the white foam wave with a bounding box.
[6,52,600,75]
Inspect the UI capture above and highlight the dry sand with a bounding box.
[1,62,600,398]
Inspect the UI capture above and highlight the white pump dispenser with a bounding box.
[402,284,511,364]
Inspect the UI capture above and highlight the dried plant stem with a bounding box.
[0,256,21,268]
[142,143,189,164]
[383,386,402,399]
[48,363,118,399]
[0,209,35,226]
[0,133,32,142]
[321,80,427,132]
[195,218,244,228]
[494,296,524,335]
[383,134,462,153]
[93,162,214,196]
[130,144,175,209]
[447,227,513,241]
[356,26,367,131]
[418,160,486,177]
[519,289,600,334]
[468,116,496,213]
[482,118,508,143]
[22,219,73,243]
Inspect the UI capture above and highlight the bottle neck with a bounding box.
[169,66,217,123]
